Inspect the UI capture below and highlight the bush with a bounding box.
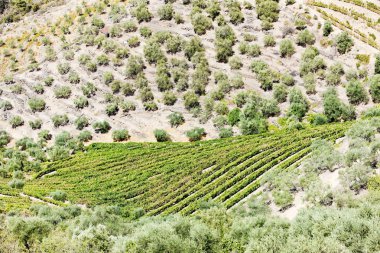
[8,179,24,189]
[323,88,356,122]
[126,56,145,78]
[0,131,11,147]
[163,92,177,106]
[10,116,24,128]
[228,108,241,126]
[144,41,166,64]
[0,100,13,111]
[279,39,295,57]
[158,4,174,20]
[140,26,152,37]
[50,190,67,202]
[143,101,159,111]
[29,119,42,130]
[273,83,288,103]
[128,36,140,48]
[369,75,380,103]
[346,80,368,105]
[93,121,111,133]
[57,63,70,75]
[166,35,183,54]
[74,116,89,130]
[263,35,276,47]
[103,72,114,85]
[191,13,213,35]
[82,82,97,98]
[54,86,71,99]
[74,96,89,109]
[309,113,328,126]
[78,130,92,142]
[52,114,69,128]
[133,3,153,23]
[28,98,46,112]
[219,127,233,138]
[154,129,170,142]
[323,21,333,36]
[168,112,185,127]
[288,88,309,120]
[186,127,206,141]
[183,91,200,110]
[112,130,130,142]
[229,56,242,69]
[335,32,354,54]
[32,84,44,94]
[296,29,315,46]
[239,117,268,135]
[257,0,279,23]
[105,103,119,116]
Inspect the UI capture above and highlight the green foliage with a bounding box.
[0,131,11,147]
[296,29,315,46]
[112,130,130,142]
[10,116,24,128]
[346,80,368,105]
[158,3,174,20]
[168,112,185,127]
[28,98,46,112]
[369,75,380,103]
[93,121,111,134]
[335,32,354,54]
[54,86,71,99]
[288,88,309,120]
[52,114,69,128]
[279,39,295,58]
[323,21,333,36]
[186,127,206,141]
[154,129,170,142]
[323,88,356,122]
[191,13,213,35]
[50,190,67,202]
[126,56,145,78]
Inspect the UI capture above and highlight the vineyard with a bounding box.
[20,123,350,216]
[307,0,380,50]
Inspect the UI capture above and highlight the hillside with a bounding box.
[2,0,380,252]
[0,0,379,144]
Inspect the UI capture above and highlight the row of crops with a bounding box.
[307,0,380,49]
[23,123,350,215]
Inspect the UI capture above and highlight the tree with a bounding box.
[335,32,354,54]
[288,88,309,120]
[279,39,295,58]
[323,21,333,36]
[346,80,368,105]
[369,75,380,103]
[375,55,380,75]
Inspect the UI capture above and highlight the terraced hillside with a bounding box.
[22,123,349,215]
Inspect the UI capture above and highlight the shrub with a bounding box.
[158,4,174,20]
[346,80,368,105]
[186,127,206,141]
[154,129,170,142]
[288,88,309,120]
[112,130,130,142]
[140,26,152,37]
[54,86,71,99]
[120,101,136,113]
[191,13,213,35]
[29,119,42,130]
[296,29,315,46]
[184,36,204,60]
[78,130,92,142]
[57,63,70,75]
[323,21,333,36]
[166,35,183,54]
[50,190,67,202]
[8,179,24,189]
[93,121,111,133]
[375,55,380,75]
[273,83,288,103]
[97,54,110,66]
[229,56,243,69]
[74,96,89,109]
[52,114,69,128]
[32,84,44,94]
[74,116,89,130]
[239,117,268,135]
[0,131,11,147]
[279,39,295,57]
[38,130,52,141]
[323,88,356,122]
[128,36,140,48]
[44,76,54,86]
[140,87,154,102]
[335,32,354,54]
[123,21,138,32]
[0,100,13,111]
[106,103,119,116]
[168,112,185,127]
[82,82,97,98]
[126,56,145,78]
[183,91,200,110]
[228,108,241,126]
[309,113,328,126]
[133,3,153,23]
[103,72,114,85]
[144,41,166,64]
[163,92,177,106]
[219,127,233,138]
[303,73,316,95]
[10,116,24,128]
[143,101,159,111]
[263,35,276,47]
[121,83,136,96]
[257,0,279,23]
[28,98,46,112]
[369,75,380,103]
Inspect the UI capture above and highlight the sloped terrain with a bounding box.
[0,0,378,144]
